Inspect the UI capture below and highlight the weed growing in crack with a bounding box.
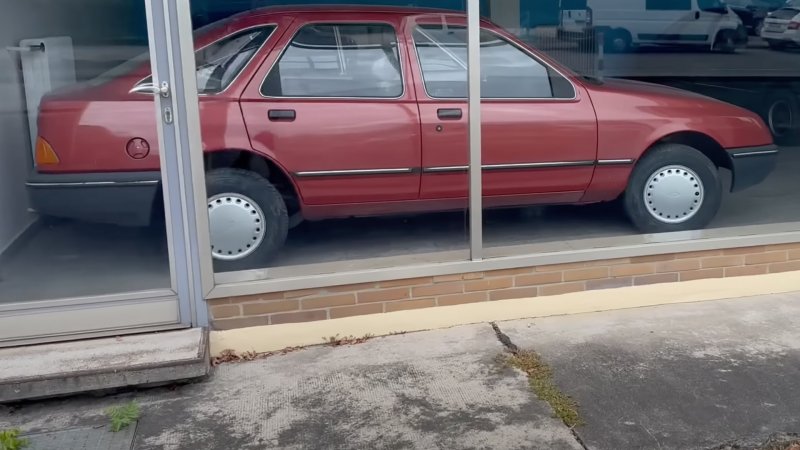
[0,428,29,450]
[505,350,584,428]
[322,333,374,346]
[211,347,302,366]
[491,321,584,429]
[105,401,140,432]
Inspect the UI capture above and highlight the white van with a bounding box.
[557,0,746,52]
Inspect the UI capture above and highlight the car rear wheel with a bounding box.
[714,30,737,53]
[765,90,800,145]
[624,144,722,233]
[604,29,631,53]
[767,40,787,50]
[206,168,288,272]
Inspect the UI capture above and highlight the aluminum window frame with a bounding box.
[168,0,800,305]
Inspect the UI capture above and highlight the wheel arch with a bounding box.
[203,148,303,219]
[642,131,732,172]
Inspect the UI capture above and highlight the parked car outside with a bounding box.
[761,5,800,47]
[27,6,778,270]
[727,0,769,35]
[558,0,746,52]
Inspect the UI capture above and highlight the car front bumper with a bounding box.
[728,145,779,193]
[26,171,162,226]
[761,28,800,44]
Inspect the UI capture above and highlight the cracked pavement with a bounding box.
[2,292,800,449]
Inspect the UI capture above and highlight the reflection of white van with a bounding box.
[557,0,746,52]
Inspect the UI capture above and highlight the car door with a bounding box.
[641,0,701,45]
[240,17,421,206]
[408,18,597,204]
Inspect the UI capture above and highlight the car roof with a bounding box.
[232,4,460,20]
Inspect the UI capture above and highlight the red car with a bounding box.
[27,6,777,270]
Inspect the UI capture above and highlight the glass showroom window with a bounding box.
[172,0,800,302]
[185,3,473,281]
[0,0,199,344]
[480,0,798,260]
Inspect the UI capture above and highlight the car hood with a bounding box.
[593,77,723,103]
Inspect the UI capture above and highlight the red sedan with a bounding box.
[27,6,778,270]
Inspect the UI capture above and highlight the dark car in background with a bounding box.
[729,0,792,35]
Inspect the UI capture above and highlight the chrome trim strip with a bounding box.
[483,161,595,170]
[597,159,635,165]
[294,168,415,177]
[731,149,779,158]
[423,165,468,173]
[423,161,595,173]
[26,180,160,187]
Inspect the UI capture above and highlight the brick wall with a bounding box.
[209,243,800,330]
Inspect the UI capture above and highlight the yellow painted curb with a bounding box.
[210,271,800,356]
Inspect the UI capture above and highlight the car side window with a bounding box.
[261,23,403,98]
[646,0,692,10]
[412,25,574,99]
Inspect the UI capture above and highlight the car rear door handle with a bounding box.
[437,108,462,120]
[695,10,700,19]
[268,109,296,121]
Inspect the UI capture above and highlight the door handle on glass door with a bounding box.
[129,81,170,98]
[268,109,296,121]
[437,108,462,120]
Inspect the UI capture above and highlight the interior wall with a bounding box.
[0,0,144,253]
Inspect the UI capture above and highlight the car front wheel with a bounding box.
[624,144,722,233]
[206,168,288,272]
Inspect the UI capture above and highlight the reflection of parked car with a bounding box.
[558,0,746,52]
[728,1,769,35]
[761,6,800,48]
[27,7,777,269]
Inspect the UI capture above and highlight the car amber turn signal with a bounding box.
[35,137,59,165]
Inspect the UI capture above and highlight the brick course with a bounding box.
[209,242,800,331]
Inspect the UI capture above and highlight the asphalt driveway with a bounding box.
[1,292,799,449]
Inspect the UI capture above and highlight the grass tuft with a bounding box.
[105,401,140,432]
[505,350,584,428]
[0,429,29,450]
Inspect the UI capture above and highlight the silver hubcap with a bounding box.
[643,165,704,224]
[208,193,265,261]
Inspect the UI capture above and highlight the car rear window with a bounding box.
[261,23,403,98]
[770,7,800,19]
[195,26,274,94]
[133,25,274,94]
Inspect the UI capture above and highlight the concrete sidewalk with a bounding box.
[1,292,799,449]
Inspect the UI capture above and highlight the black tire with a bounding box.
[714,30,737,53]
[764,90,800,145]
[767,40,786,50]
[623,144,722,233]
[206,168,288,272]
[604,29,631,53]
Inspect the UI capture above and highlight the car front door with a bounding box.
[409,18,597,205]
[240,18,421,206]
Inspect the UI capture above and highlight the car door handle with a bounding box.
[695,11,700,19]
[268,109,296,121]
[437,108,462,120]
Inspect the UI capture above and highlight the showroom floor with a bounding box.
[1,148,798,303]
